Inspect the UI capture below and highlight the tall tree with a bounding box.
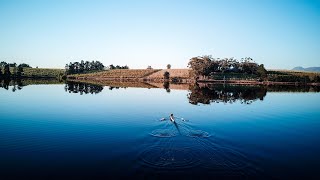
[4,64,11,77]
[0,61,7,67]
[257,64,267,79]
[85,61,90,71]
[79,60,85,73]
[12,63,17,77]
[17,64,24,77]
[188,56,212,78]
[164,71,170,80]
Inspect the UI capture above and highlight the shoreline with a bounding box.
[67,68,320,86]
[68,76,320,86]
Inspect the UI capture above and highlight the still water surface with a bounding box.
[1,81,320,179]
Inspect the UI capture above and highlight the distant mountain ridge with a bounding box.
[292,66,320,72]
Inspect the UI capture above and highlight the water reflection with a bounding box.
[0,78,63,92]
[0,79,22,91]
[0,79,63,92]
[65,81,103,95]
[188,83,267,105]
[163,81,170,93]
[266,85,320,92]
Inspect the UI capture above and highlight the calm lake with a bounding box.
[1,80,320,179]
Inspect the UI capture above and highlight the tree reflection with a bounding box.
[188,83,267,105]
[65,81,103,95]
[163,81,170,93]
[0,79,24,91]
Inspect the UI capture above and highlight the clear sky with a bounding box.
[0,0,319,69]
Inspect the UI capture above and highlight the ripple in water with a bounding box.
[139,146,200,169]
[194,140,251,172]
[150,129,177,138]
[186,130,211,138]
[204,147,248,170]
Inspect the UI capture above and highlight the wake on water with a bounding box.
[153,116,209,138]
[143,115,263,178]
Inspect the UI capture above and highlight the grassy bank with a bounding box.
[5,67,65,79]
[267,70,320,83]
[22,68,65,78]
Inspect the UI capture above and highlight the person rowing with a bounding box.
[169,113,175,122]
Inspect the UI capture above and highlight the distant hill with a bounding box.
[292,66,320,72]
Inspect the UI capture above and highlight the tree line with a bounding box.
[188,56,267,80]
[65,60,105,75]
[0,61,31,78]
[108,64,129,70]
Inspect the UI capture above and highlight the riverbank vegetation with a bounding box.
[188,56,320,84]
[188,56,267,80]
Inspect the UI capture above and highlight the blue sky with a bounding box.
[0,0,319,69]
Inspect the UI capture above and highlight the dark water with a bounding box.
[1,81,320,179]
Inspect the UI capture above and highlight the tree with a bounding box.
[12,63,17,77]
[240,57,258,74]
[79,60,85,73]
[4,64,11,77]
[17,64,24,77]
[19,63,31,68]
[163,81,170,93]
[65,60,105,75]
[68,62,75,74]
[74,62,79,73]
[164,71,170,80]
[188,56,212,78]
[109,64,115,70]
[167,64,171,69]
[0,61,7,67]
[257,64,267,79]
[9,63,17,67]
[123,65,129,69]
[0,68,2,76]
[188,55,264,81]
[85,61,90,71]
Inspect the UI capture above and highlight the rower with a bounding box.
[169,113,175,122]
